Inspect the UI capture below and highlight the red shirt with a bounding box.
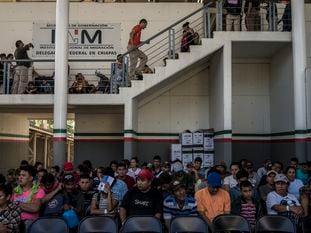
[128,24,142,46]
[117,175,135,189]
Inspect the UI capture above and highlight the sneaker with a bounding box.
[136,74,143,80]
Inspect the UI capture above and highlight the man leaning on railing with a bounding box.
[12,40,33,94]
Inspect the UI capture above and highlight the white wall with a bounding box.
[305,4,311,67]
[137,67,209,133]
[232,61,270,133]
[75,113,123,133]
[0,113,29,135]
[270,44,294,133]
[306,68,311,129]
[209,50,224,132]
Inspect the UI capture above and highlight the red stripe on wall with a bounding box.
[75,139,123,142]
[53,137,67,142]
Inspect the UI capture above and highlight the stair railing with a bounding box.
[116,2,213,89]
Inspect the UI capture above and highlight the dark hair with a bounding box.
[273,161,284,170]
[0,174,6,185]
[82,160,93,170]
[110,160,118,167]
[153,155,161,161]
[131,157,139,164]
[20,160,29,166]
[117,163,126,169]
[122,159,130,168]
[79,173,91,180]
[34,162,43,169]
[77,164,90,175]
[41,173,55,186]
[240,180,253,189]
[0,184,12,197]
[159,172,172,185]
[290,157,299,163]
[139,19,147,24]
[103,167,115,177]
[236,169,249,180]
[230,162,241,170]
[194,157,202,163]
[7,53,13,59]
[285,166,296,175]
[15,40,22,47]
[38,169,48,175]
[20,165,37,179]
[51,165,60,173]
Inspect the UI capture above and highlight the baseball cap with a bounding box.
[267,170,277,176]
[138,168,154,180]
[274,173,289,183]
[63,162,74,171]
[171,180,186,192]
[63,174,75,183]
[207,172,222,188]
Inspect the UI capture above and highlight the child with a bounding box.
[231,180,261,232]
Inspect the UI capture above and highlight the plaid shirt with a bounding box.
[0,202,21,233]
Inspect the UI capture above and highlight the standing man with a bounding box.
[224,0,243,31]
[12,40,33,94]
[127,19,148,82]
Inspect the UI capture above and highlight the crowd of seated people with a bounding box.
[0,156,310,233]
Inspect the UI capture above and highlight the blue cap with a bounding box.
[207,172,222,188]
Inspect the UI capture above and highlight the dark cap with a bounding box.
[171,180,186,192]
[63,174,75,183]
[207,172,222,188]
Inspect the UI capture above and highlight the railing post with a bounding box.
[168,28,176,59]
[203,8,207,38]
[268,1,273,31]
[216,0,223,31]
[122,56,128,87]
[207,8,211,38]
[272,1,276,31]
[110,63,115,94]
[3,62,6,94]
[6,63,10,94]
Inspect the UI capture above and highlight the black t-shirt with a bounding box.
[245,0,260,13]
[121,187,163,216]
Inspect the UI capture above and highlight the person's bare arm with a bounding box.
[19,198,41,213]
[119,207,127,224]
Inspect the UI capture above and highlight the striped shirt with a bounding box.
[163,195,197,220]
[240,202,256,225]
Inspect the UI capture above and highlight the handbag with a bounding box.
[62,209,79,228]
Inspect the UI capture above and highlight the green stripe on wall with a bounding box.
[53,129,67,134]
[214,130,232,136]
[0,133,29,138]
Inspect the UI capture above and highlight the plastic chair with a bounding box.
[122,216,162,233]
[256,215,296,233]
[28,217,68,233]
[78,216,117,233]
[170,216,208,233]
[302,216,311,233]
[212,214,251,232]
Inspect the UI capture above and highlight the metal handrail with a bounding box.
[121,2,212,57]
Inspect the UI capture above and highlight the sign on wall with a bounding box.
[32,22,121,60]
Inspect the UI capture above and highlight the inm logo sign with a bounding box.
[51,29,102,44]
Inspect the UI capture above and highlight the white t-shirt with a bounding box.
[127,168,141,179]
[266,191,300,215]
[288,179,304,199]
[224,175,237,188]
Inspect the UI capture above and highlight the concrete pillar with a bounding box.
[124,99,138,160]
[291,0,307,161]
[53,0,69,167]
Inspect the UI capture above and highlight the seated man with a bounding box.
[163,180,197,228]
[119,169,163,224]
[195,172,230,228]
[69,73,95,94]
[300,178,311,217]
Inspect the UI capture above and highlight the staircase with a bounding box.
[119,38,224,99]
